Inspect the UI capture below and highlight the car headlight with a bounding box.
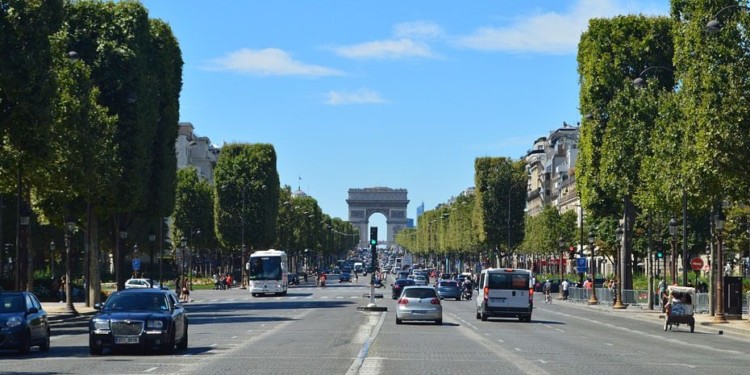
[5,316,22,328]
[147,320,164,329]
[93,319,110,330]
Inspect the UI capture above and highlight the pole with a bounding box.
[64,224,77,315]
[578,192,584,287]
[240,186,247,289]
[158,219,163,289]
[671,237,677,285]
[714,232,727,323]
[682,191,688,286]
[647,215,654,310]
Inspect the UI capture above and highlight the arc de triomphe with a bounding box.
[347,187,409,248]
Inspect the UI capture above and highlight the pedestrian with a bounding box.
[175,277,182,299]
[51,278,61,302]
[181,282,190,302]
[226,273,233,289]
[543,280,552,304]
[561,279,569,301]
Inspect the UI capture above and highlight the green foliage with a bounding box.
[172,167,214,249]
[214,143,280,250]
[473,157,526,254]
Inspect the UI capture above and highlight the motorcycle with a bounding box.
[462,287,472,301]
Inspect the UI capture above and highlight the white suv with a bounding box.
[124,278,163,289]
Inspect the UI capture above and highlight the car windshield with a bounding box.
[0,295,25,313]
[104,293,169,311]
[439,281,457,287]
[403,288,436,299]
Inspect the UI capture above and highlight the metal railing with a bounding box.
[565,288,749,315]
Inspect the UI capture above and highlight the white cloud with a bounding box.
[393,21,444,39]
[325,89,386,105]
[207,48,343,76]
[456,0,668,54]
[332,39,436,60]
[331,20,442,60]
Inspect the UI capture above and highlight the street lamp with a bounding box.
[669,216,678,285]
[64,216,77,315]
[613,224,626,309]
[713,210,728,323]
[132,244,139,278]
[148,231,156,281]
[587,231,598,305]
[558,237,565,299]
[50,241,56,279]
[706,5,750,34]
[180,236,187,289]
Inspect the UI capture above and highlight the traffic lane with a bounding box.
[445,295,750,375]
[366,297,549,375]
[186,295,376,374]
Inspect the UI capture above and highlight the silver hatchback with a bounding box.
[395,286,443,325]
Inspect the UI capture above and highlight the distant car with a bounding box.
[0,291,50,354]
[391,279,416,299]
[124,278,168,290]
[435,280,461,301]
[89,288,188,355]
[339,272,352,283]
[396,286,443,325]
[414,275,428,286]
[288,274,299,285]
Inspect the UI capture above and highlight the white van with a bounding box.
[475,268,533,322]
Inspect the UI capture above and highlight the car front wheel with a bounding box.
[177,324,188,350]
[39,328,50,352]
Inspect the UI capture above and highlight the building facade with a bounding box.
[176,122,218,183]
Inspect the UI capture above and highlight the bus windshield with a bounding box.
[248,256,282,280]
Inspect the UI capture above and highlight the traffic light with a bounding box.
[656,248,664,259]
[370,227,378,246]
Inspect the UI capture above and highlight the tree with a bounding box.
[578,14,674,289]
[214,143,280,251]
[473,157,526,263]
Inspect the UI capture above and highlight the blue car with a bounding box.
[0,291,50,354]
[339,272,352,282]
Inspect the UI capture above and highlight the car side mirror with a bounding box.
[94,303,102,310]
[28,307,39,314]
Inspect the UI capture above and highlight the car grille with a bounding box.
[111,320,144,336]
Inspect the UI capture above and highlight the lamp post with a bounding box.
[713,210,728,323]
[558,237,565,299]
[669,216,678,285]
[180,236,187,290]
[613,224,626,309]
[16,210,30,291]
[587,231,598,305]
[148,231,156,280]
[706,5,750,34]
[132,244,139,278]
[117,230,127,291]
[50,241,56,280]
[64,217,78,315]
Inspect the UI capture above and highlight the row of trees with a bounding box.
[0,1,358,302]
[171,143,360,280]
[397,2,750,283]
[1,0,182,301]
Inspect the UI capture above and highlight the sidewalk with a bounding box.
[41,302,97,324]
[558,296,750,339]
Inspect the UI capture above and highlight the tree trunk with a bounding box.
[622,196,636,290]
[88,204,101,306]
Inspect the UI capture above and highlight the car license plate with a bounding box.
[411,310,427,314]
[490,298,506,303]
[114,336,140,344]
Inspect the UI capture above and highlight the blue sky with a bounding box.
[140,0,668,238]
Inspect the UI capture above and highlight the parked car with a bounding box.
[89,288,188,355]
[396,286,443,325]
[124,278,168,290]
[0,291,50,354]
[435,280,462,301]
[391,279,416,299]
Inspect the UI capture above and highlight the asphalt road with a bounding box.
[2,276,750,375]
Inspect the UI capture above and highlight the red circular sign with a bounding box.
[690,257,704,271]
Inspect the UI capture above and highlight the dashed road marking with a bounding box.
[144,367,158,372]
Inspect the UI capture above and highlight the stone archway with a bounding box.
[346,187,409,248]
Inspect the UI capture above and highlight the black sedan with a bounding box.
[0,291,50,354]
[391,279,416,299]
[89,289,188,355]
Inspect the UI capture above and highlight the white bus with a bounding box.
[246,249,288,297]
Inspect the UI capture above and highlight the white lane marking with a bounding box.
[497,339,505,343]
[605,343,613,346]
[346,312,387,375]
[210,343,218,347]
[231,336,238,339]
[246,330,253,333]
[554,328,565,333]
[144,367,158,373]
[538,359,547,364]
[515,347,522,352]
[182,354,192,357]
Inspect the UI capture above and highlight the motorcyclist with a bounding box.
[462,278,473,300]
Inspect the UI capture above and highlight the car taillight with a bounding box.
[529,288,534,301]
[483,286,489,301]
[395,285,401,289]
[430,298,440,305]
[398,298,409,305]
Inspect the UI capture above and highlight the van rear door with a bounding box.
[486,272,530,309]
